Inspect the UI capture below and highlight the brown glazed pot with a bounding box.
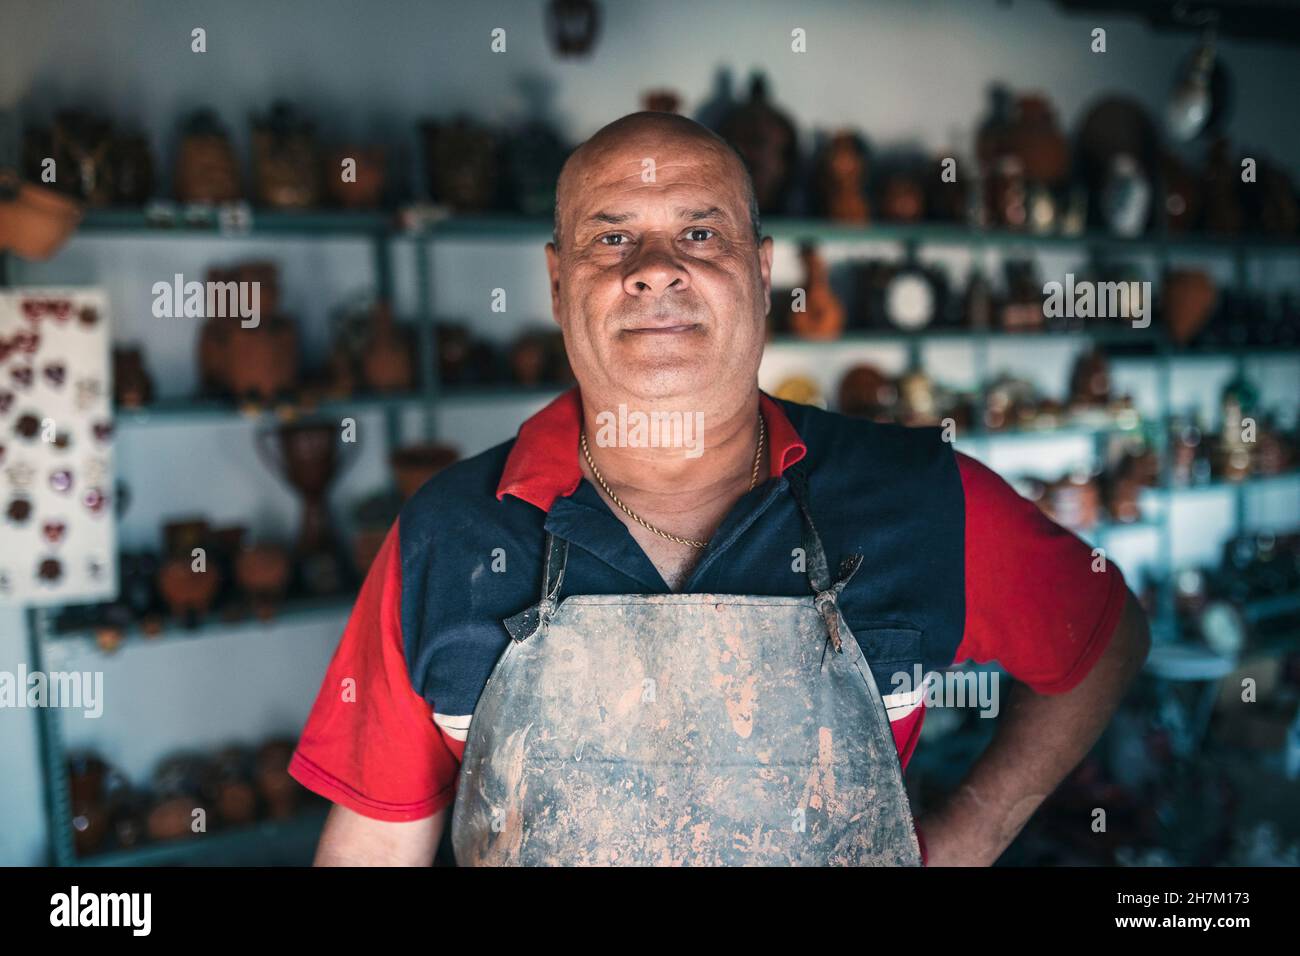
[509,333,548,386]
[325,147,386,208]
[222,316,298,403]
[157,558,222,622]
[818,132,869,224]
[391,443,459,500]
[0,174,84,260]
[880,174,926,223]
[112,347,153,408]
[1163,270,1217,345]
[838,365,898,419]
[1005,94,1069,184]
[175,134,241,204]
[255,740,300,820]
[235,544,291,620]
[360,303,413,393]
[789,246,845,341]
[147,796,204,842]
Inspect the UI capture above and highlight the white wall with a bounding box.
[2,0,1298,864]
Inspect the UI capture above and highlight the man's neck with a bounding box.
[577,389,764,508]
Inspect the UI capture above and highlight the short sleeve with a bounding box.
[952,452,1129,694]
[288,519,460,821]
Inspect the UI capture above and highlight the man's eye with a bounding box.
[685,228,715,242]
[599,234,628,246]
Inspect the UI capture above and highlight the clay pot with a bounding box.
[235,545,290,620]
[789,246,844,340]
[157,557,222,625]
[390,443,459,500]
[880,174,926,223]
[223,316,298,403]
[421,118,499,212]
[252,103,321,209]
[1163,270,1217,345]
[0,174,83,260]
[325,147,386,208]
[838,365,898,419]
[719,73,798,214]
[818,132,869,223]
[147,796,203,841]
[360,303,413,393]
[1006,94,1069,184]
[163,518,209,559]
[174,124,241,203]
[1069,349,1111,406]
[112,133,154,204]
[112,347,153,408]
[509,332,548,386]
[202,747,258,826]
[255,740,300,820]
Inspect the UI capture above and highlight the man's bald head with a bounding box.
[551,111,761,249]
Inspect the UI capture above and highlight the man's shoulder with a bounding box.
[774,397,953,474]
[396,437,525,543]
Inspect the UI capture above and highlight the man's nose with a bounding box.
[622,237,690,297]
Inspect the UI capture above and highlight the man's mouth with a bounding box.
[621,319,704,335]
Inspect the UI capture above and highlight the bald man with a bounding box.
[291,112,1150,867]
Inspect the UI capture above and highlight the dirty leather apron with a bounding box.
[451,468,922,866]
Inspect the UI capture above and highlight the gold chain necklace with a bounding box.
[581,414,766,550]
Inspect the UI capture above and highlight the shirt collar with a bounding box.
[496,386,808,512]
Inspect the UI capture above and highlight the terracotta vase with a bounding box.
[719,73,798,214]
[391,443,459,500]
[0,174,83,260]
[252,103,321,209]
[157,558,222,626]
[325,146,386,208]
[881,174,926,223]
[147,796,204,842]
[222,316,298,403]
[174,112,241,203]
[838,365,897,419]
[509,332,548,386]
[1069,349,1111,406]
[235,544,290,620]
[1006,94,1069,184]
[818,132,869,223]
[255,740,300,820]
[1163,270,1217,345]
[421,118,499,212]
[257,422,356,594]
[112,347,153,408]
[360,303,413,393]
[790,246,844,340]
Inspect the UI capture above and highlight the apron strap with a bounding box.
[786,466,864,653]
[502,532,569,643]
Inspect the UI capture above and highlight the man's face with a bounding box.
[546,131,773,404]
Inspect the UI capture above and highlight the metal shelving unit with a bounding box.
[15,207,1300,864]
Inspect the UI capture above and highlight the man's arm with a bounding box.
[916,587,1151,866]
[313,804,447,866]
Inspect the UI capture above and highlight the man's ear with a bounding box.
[545,241,562,326]
[758,235,774,317]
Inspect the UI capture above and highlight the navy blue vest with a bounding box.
[398,398,966,721]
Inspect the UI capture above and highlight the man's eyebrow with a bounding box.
[679,206,727,222]
[580,206,731,229]
[586,211,633,226]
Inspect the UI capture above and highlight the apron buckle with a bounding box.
[814,590,844,653]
